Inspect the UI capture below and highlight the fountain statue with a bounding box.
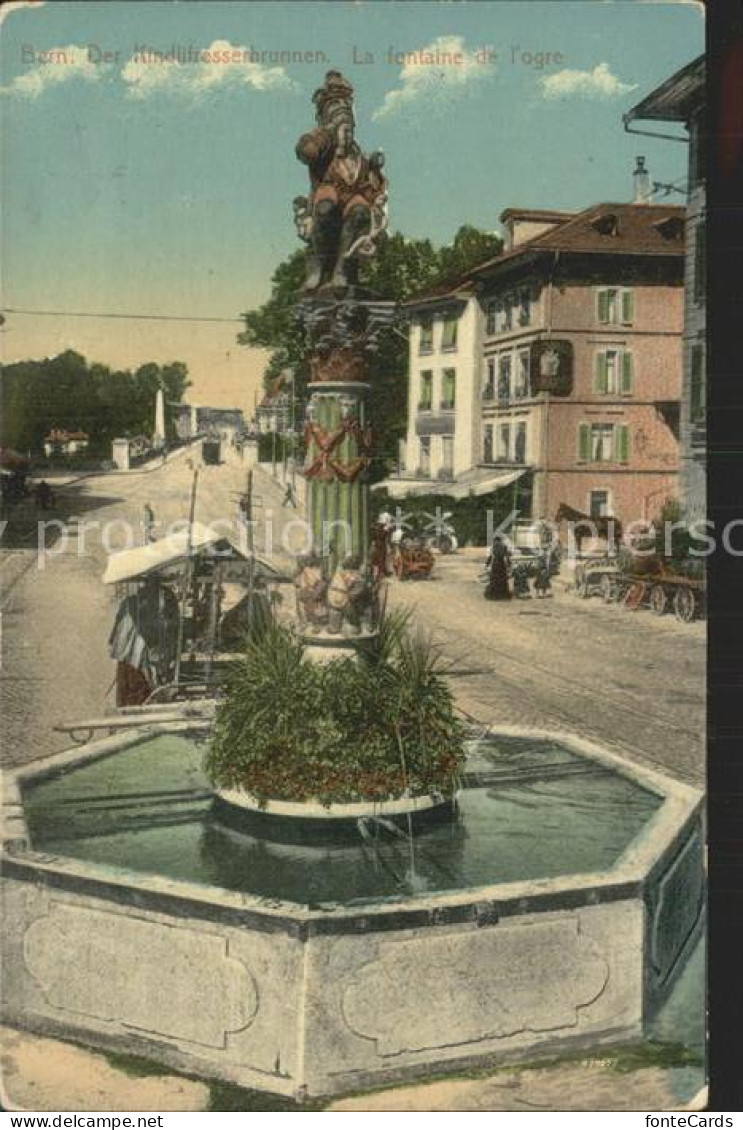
[293,71,396,608]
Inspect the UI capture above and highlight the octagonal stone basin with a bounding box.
[1,724,704,1100]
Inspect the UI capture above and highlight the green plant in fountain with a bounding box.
[205,611,466,804]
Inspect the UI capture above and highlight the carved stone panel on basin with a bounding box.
[341,918,609,1057]
[24,902,258,1049]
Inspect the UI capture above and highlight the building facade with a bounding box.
[172,404,246,441]
[402,289,481,484]
[625,56,706,521]
[393,201,685,529]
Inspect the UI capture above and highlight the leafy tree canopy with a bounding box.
[1,351,191,455]
[238,225,503,475]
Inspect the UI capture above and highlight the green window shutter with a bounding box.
[597,290,609,323]
[595,352,608,394]
[579,424,591,460]
[621,351,634,394]
[621,289,635,324]
[615,424,630,463]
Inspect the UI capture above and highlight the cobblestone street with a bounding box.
[388,550,705,787]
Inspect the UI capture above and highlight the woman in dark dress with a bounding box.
[485,534,512,601]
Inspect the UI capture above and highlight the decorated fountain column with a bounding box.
[292,71,394,642]
[304,378,371,573]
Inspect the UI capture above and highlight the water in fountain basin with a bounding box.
[23,733,662,906]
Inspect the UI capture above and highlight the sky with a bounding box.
[0,0,704,415]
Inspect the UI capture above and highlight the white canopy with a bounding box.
[102,521,286,585]
[373,468,525,501]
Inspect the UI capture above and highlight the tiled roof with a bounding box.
[625,55,704,124]
[45,429,89,442]
[467,202,686,279]
[499,207,577,225]
[402,279,477,309]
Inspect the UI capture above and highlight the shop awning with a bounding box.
[373,467,525,501]
[102,521,287,585]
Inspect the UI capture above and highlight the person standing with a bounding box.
[484,534,512,601]
[143,503,156,544]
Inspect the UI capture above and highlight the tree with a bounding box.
[238,225,504,474]
[0,353,192,456]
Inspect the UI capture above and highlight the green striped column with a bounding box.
[305,382,370,576]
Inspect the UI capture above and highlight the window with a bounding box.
[418,371,433,411]
[498,423,511,461]
[694,222,706,305]
[483,358,496,400]
[597,288,616,324]
[441,368,456,410]
[441,435,454,474]
[592,213,620,237]
[483,424,494,464]
[518,287,531,327]
[419,317,433,354]
[514,421,527,464]
[441,315,458,351]
[595,349,633,395]
[597,288,634,325]
[515,350,530,398]
[419,436,431,476]
[501,299,513,332]
[590,490,610,518]
[579,423,630,463]
[498,354,512,403]
[485,301,497,336]
[690,344,706,423]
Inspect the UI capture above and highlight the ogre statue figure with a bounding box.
[295,71,387,292]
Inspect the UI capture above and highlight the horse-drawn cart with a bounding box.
[574,553,705,623]
[604,566,705,622]
[392,539,435,581]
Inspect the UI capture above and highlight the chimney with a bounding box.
[633,156,653,204]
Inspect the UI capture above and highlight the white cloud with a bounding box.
[120,39,297,100]
[540,62,638,101]
[373,36,495,121]
[1,45,106,98]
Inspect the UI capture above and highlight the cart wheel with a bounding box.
[600,574,615,603]
[650,584,668,615]
[674,586,696,623]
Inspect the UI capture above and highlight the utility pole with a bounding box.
[290,371,297,492]
[244,468,256,629]
[174,463,199,687]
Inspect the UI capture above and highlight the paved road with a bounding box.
[0,447,265,767]
[1,460,704,786]
[388,550,705,786]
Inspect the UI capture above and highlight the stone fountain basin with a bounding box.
[1,723,704,1100]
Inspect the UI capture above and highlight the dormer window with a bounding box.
[592,212,620,237]
[654,215,684,241]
